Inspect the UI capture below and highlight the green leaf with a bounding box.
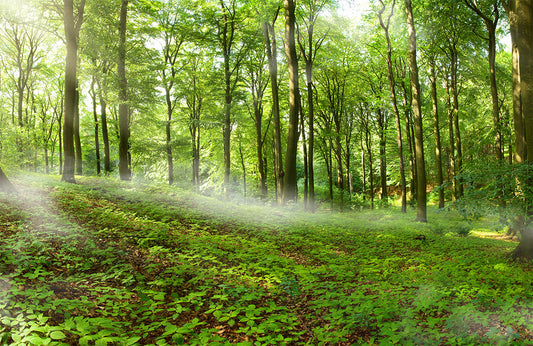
[125,336,142,345]
[49,331,67,340]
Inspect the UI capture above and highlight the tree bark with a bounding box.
[377,108,387,201]
[405,0,427,222]
[507,0,533,259]
[297,6,325,212]
[62,0,85,183]
[118,0,131,181]
[97,80,111,173]
[429,58,445,209]
[379,0,407,212]
[74,85,83,176]
[263,18,284,203]
[445,74,457,201]
[283,0,300,203]
[90,76,101,175]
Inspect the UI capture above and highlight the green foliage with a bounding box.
[0,176,530,344]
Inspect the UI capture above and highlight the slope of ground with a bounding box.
[0,175,531,345]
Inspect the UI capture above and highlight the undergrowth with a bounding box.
[0,175,531,345]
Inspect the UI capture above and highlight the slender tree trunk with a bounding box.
[450,48,463,198]
[365,123,375,210]
[283,0,300,203]
[74,86,82,176]
[239,140,246,201]
[405,0,427,222]
[401,83,416,202]
[300,110,308,208]
[263,19,284,203]
[377,108,388,200]
[91,77,101,175]
[118,0,131,181]
[255,105,267,198]
[446,75,457,201]
[360,138,366,201]
[306,63,315,210]
[488,25,502,161]
[62,0,85,183]
[379,0,407,212]
[166,91,174,185]
[430,58,444,208]
[98,84,111,173]
[58,108,63,175]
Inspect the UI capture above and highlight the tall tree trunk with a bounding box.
[446,75,457,201]
[283,0,300,203]
[401,83,416,202]
[430,58,445,209]
[379,0,407,212]
[62,0,85,183]
[364,121,375,210]
[219,1,238,198]
[263,18,284,204]
[74,86,82,176]
[256,120,266,198]
[450,48,463,198]
[360,138,366,201]
[166,92,174,185]
[377,108,387,200]
[98,83,111,173]
[507,0,533,259]
[91,76,101,175]
[298,10,324,211]
[505,1,525,164]
[239,140,246,200]
[300,110,308,207]
[58,106,63,175]
[405,0,427,222]
[118,0,131,181]
[488,21,502,161]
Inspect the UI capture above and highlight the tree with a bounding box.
[260,5,284,203]
[463,0,502,160]
[377,0,407,212]
[244,44,269,199]
[118,0,131,181]
[62,0,85,183]
[283,0,300,203]
[297,0,329,211]
[215,0,248,198]
[156,0,187,185]
[404,0,427,222]
[1,20,42,129]
[504,0,533,259]
[429,56,445,208]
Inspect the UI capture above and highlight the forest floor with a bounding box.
[0,174,532,345]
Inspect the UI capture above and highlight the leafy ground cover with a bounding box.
[0,175,532,345]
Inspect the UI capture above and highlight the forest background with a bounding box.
[0,0,530,245]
